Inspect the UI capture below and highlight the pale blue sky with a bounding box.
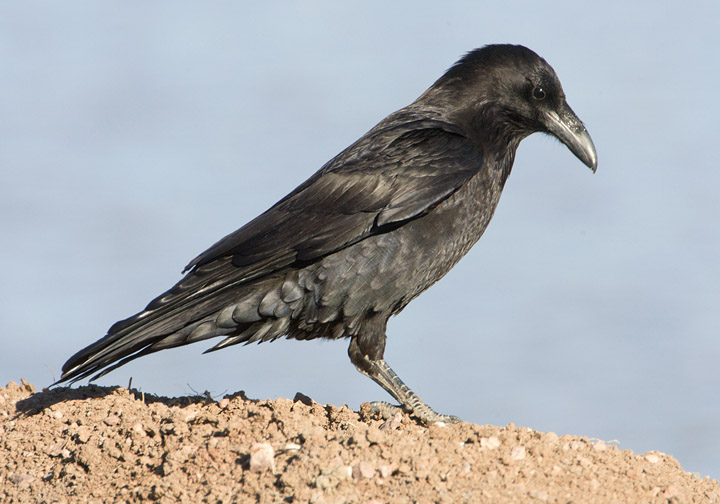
[2,1,718,478]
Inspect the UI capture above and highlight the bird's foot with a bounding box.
[368,400,461,426]
[366,401,405,419]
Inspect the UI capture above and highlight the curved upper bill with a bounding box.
[543,103,597,173]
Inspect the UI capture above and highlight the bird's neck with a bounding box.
[466,103,526,186]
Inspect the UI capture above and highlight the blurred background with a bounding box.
[2,1,718,479]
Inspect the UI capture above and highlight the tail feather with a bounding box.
[56,267,308,385]
[57,284,244,384]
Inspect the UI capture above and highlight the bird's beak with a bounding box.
[543,102,597,173]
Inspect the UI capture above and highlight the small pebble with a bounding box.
[76,427,92,444]
[218,398,230,409]
[379,412,403,431]
[664,484,680,498]
[366,426,385,444]
[315,463,352,490]
[9,473,36,487]
[510,446,526,461]
[481,436,501,449]
[249,443,275,473]
[21,378,35,393]
[293,392,313,406]
[352,461,375,479]
[44,441,66,457]
[44,409,62,420]
[544,432,559,444]
[104,415,120,426]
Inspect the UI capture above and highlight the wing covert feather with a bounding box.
[186,123,483,278]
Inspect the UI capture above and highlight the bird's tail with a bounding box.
[56,286,242,384]
[55,264,309,385]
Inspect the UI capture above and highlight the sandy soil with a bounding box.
[2,379,718,503]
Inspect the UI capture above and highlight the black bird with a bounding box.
[57,45,597,424]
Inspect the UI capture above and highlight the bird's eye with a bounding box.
[533,86,546,100]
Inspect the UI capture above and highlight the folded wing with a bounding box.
[59,115,484,383]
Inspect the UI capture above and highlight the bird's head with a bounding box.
[430,44,597,172]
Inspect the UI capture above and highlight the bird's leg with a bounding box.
[348,337,461,425]
[367,359,462,425]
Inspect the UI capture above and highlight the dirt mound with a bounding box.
[2,380,718,503]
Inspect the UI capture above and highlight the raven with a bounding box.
[57,45,597,424]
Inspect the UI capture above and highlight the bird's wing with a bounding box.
[59,120,483,383]
[124,119,484,331]
[187,121,481,272]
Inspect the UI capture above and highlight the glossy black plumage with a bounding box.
[57,44,597,424]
